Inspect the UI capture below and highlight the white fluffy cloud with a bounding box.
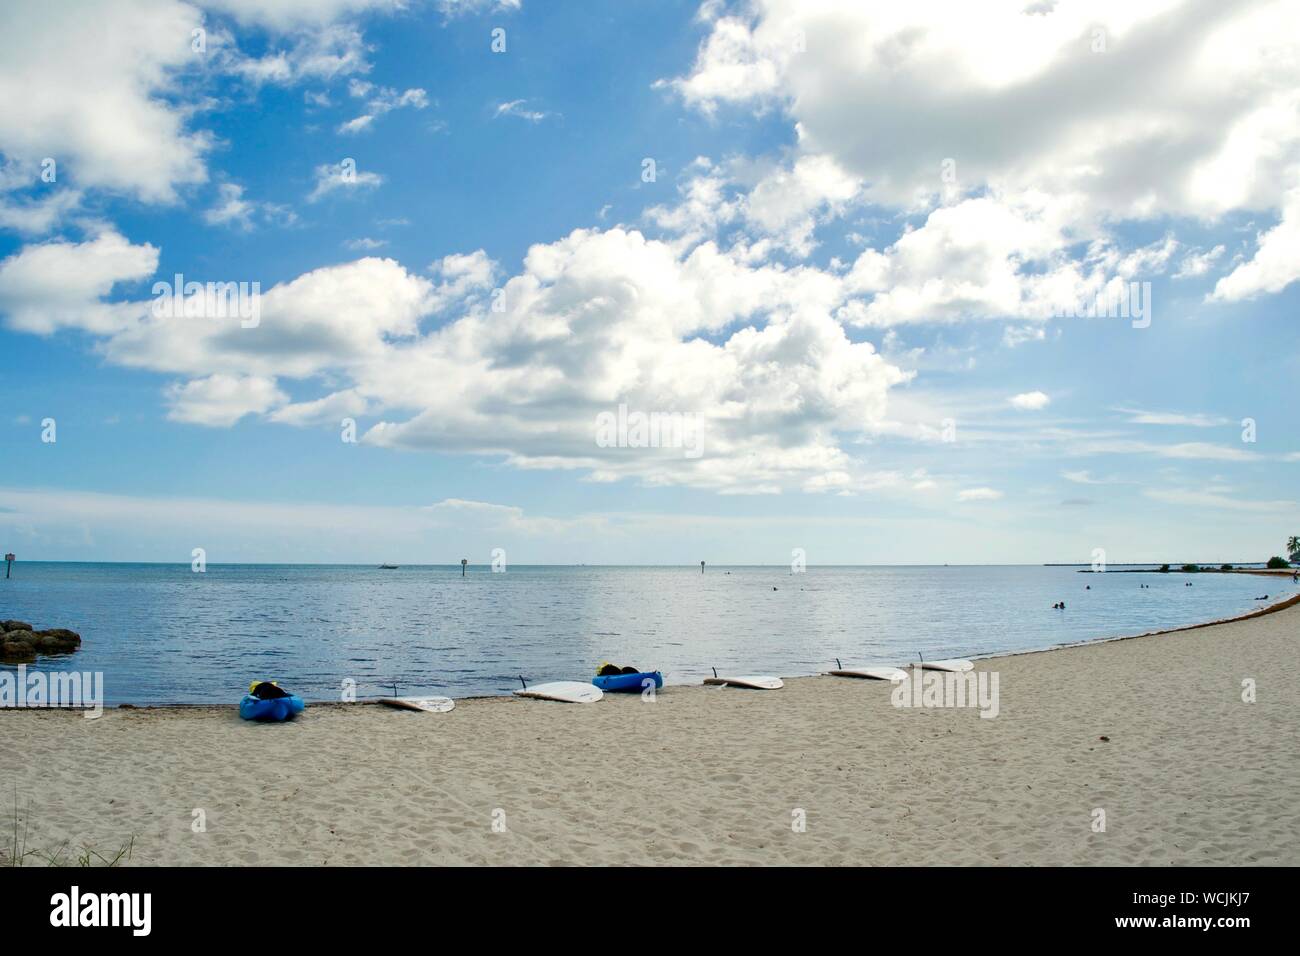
[646,154,860,258]
[0,0,413,218]
[829,191,1194,327]
[1211,188,1300,300]
[668,1,1300,220]
[1009,391,1050,411]
[104,256,436,379]
[360,228,909,492]
[656,2,1300,326]
[0,231,158,335]
[0,223,910,494]
[0,0,408,219]
[165,373,288,426]
[0,189,84,236]
[0,0,210,203]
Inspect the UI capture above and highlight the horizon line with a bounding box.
[1,559,1281,568]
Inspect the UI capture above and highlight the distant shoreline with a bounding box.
[1074,567,1296,576]
[5,559,1293,569]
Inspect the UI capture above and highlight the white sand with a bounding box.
[3,600,1298,865]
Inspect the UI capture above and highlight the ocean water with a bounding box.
[1,563,1291,705]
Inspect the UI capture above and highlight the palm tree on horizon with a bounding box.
[1288,535,1300,559]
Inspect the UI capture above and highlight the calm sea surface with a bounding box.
[1,563,1291,704]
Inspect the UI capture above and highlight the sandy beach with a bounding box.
[3,598,1298,866]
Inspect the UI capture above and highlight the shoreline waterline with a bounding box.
[6,591,1295,712]
[4,563,1296,705]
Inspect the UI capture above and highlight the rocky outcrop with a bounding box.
[0,623,81,662]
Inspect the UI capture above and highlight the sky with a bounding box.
[0,0,1297,566]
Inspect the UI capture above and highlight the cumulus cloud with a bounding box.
[1009,391,1050,410]
[105,256,436,379]
[361,228,909,492]
[0,231,158,335]
[666,0,1300,220]
[165,374,288,426]
[0,189,84,237]
[647,154,861,259]
[1211,188,1300,300]
[836,193,1092,326]
[0,224,911,494]
[267,388,370,426]
[5,0,1288,505]
[0,0,210,203]
[0,0,404,215]
[428,250,498,308]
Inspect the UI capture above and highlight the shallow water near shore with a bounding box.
[1,562,1293,704]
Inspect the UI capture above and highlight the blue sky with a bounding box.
[1,0,1297,565]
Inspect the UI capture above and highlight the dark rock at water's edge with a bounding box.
[0,622,82,662]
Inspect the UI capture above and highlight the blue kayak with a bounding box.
[239,694,305,721]
[592,671,663,692]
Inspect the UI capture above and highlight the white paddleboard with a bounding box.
[828,666,908,682]
[378,696,455,713]
[513,681,603,704]
[911,659,974,673]
[703,675,784,690]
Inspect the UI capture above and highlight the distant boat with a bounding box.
[378,564,399,570]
